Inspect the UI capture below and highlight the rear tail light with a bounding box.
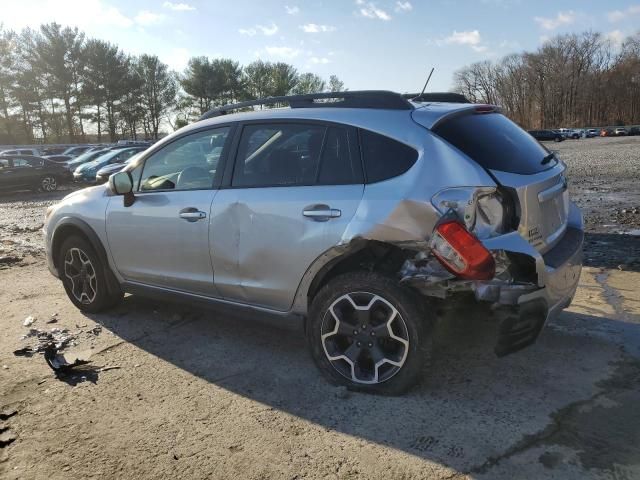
[430,221,495,280]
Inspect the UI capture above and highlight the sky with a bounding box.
[2,0,639,92]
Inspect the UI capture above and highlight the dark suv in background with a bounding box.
[0,155,70,192]
[528,130,564,142]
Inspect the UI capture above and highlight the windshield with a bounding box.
[433,112,557,175]
[68,149,108,167]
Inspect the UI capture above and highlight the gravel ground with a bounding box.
[0,137,639,479]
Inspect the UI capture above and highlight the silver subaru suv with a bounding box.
[43,91,583,395]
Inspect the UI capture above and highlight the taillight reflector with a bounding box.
[430,221,495,280]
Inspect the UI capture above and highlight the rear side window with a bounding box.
[317,127,360,185]
[433,112,555,175]
[359,129,418,183]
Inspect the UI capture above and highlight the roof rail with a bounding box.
[199,90,413,121]
[403,92,471,103]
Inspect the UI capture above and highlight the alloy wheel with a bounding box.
[321,292,410,384]
[41,176,57,191]
[64,247,97,304]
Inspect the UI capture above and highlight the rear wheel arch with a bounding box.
[304,240,412,311]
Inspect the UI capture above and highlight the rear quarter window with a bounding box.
[433,112,555,175]
[360,129,418,183]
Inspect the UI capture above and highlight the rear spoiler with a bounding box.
[403,92,471,103]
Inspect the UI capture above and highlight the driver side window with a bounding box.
[139,127,230,191]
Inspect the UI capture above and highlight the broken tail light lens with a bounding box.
[430,220,495,280]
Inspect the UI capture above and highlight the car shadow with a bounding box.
[87,294,640,473]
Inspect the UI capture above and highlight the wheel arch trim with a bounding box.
[50,217,121,295]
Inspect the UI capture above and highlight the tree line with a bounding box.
[0,23,345,144]
[452,31,640,129]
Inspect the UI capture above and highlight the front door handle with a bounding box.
[302,204,341,221]
[179,207,207,222]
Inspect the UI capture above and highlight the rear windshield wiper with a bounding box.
[541,152,556,165]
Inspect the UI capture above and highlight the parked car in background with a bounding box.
[0,147,41,156]
[42,146,68,156]
[73,147,147,183]
[44,91,584,394]
[95,152,144,184]
[585,129,599,138]
[0,155,71,192]
[528,129,565,142]
[44,155,73,163]
[65,149,112,171]
[628,126,640,136]
[600,128,614,137]
[568,129,582,139]
[62,145,93,157]
[614,127,627,136]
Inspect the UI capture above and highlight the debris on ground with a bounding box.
[14,315,108,381]
[0,255,21,266]
[99,366,121,372]
[43,345,90,373]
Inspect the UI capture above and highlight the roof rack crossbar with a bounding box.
[199,90,413,120]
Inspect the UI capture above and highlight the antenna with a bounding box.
[414,67,434,100]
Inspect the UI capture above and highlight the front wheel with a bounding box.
[59,236,123,313]
[39,175,58,192]
[307,272,432,395]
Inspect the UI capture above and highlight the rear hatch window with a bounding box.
[433,112,555,175]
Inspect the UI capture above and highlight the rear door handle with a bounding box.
[302,204,341,221]
[179,207,207,222]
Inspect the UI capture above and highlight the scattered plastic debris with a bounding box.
[43,344,90,373]
[23,315,35,327]
[99,366,121,372]
[46,313,59,324]
[13,347,35,357]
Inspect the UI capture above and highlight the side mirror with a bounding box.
[109,171,135,207]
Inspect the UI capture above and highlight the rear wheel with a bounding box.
[59,236,123,313]
[307,272,432,395]
[39,175,57,192]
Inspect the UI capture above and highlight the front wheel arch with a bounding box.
[51,220,121,296]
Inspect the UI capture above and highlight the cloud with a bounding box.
[263,46,302,59]
[606,30,625,47]
[300,23,336,33]
[310,56,330,64]
[162,1,195,11]
[163,47,191,71]
[0,0,134,30]
[534,11,576,30]
[395,1,412,12]
[135,10,165,26]
[436,30,489,53]
[285,5,300,15]
[607,5,640,22]
[239,23,279,36]
[357,1,392,20]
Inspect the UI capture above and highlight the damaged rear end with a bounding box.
[403,104,583,356]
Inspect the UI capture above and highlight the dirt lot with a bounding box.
[1,136,640,479]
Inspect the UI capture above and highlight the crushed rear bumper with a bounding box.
[402,201,583,356]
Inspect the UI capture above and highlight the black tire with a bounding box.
[58,235,123,313]
[39,175,58,192]
[307,272,432,395]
